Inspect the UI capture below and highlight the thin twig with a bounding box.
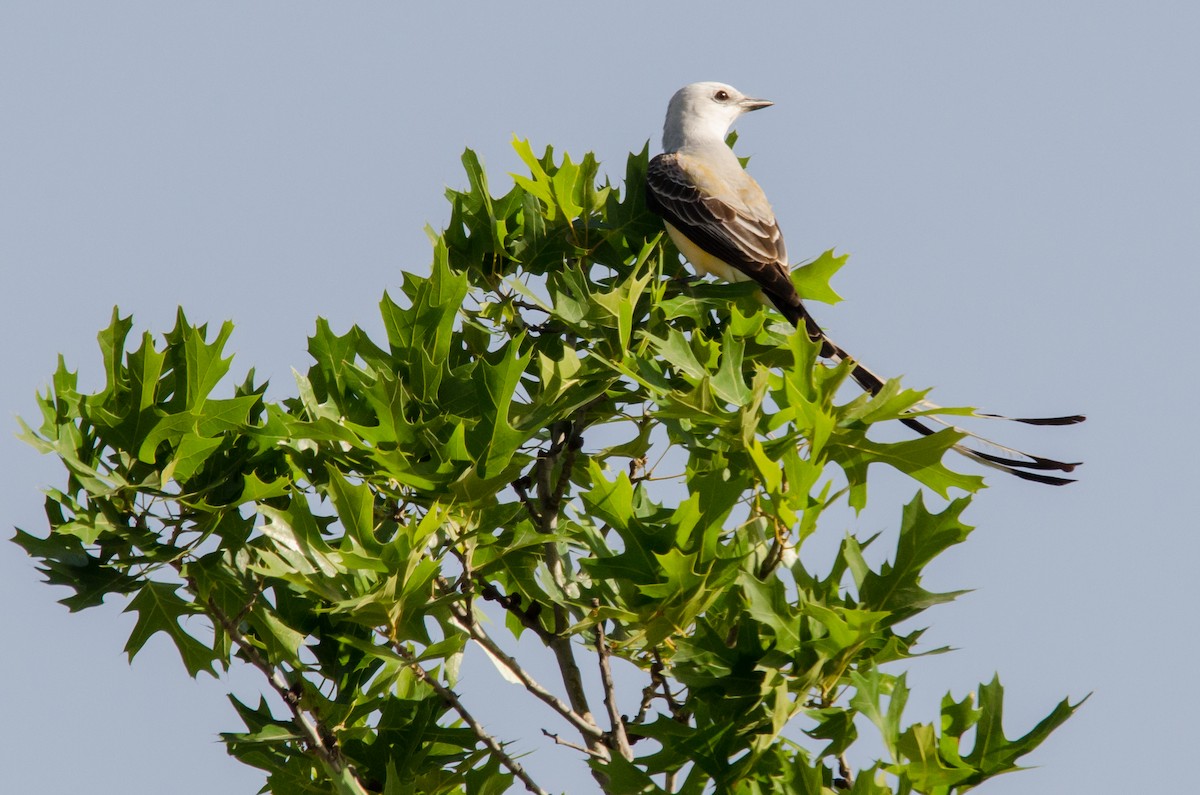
[511,477,542,526]
[633,682,657,726]
[595,612,633,761]
[392,641,550,795]
[443,598,604,742]
[203,594,367,794]
[541,729,606,759]
[633,655,665,725]
[174,561,365,793]
[652,648,685,720]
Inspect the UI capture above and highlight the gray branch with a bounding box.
[201,592,368,795]
[595,614,633,761]
[392,641,550,795]
[445,598,604,743]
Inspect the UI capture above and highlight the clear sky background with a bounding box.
[2,3,1197,793]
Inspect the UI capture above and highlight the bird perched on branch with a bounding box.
[645,81,1083,484]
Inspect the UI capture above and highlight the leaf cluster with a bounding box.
[16,138,1079,794]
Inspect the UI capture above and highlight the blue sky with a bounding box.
[2,4,1197,793]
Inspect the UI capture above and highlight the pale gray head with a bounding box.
[661,81,773,153]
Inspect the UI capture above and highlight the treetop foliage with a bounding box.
[16,138,1080,794]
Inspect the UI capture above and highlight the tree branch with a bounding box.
[476,578,553,643]
[836,752,854,789]
[511,476,542,527]
[650,648,685,721]
[530,422,606,759]
[202,592,368,795]
[548,636,604,757]
[443,596,604,743]
[552,430,583,510]
[542,728,606,759]
[595,613,633,761]
[391,641,550,795]
[632,652,673,729]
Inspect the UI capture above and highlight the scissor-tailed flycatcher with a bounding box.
[645,81,1083,484]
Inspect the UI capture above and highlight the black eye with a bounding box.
[714,90,730,101]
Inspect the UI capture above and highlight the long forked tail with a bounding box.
[771,293,1084,485]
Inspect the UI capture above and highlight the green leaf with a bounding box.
[850,668,908,760]
[13,527,139,611]
[123,581,217,677]
[963,675,1086,779]
[832,428,983,510]
[325,465,382,556]
[465,339,535,479]
[893,722,974,790]
[857,493,974,620]
[790,249,846,305]
[647,328,707,380]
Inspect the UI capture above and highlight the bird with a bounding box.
[644,81,1084,484]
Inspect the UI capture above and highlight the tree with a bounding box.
[16,139,1080,794]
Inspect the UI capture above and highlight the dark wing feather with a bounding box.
[646,154,801,310]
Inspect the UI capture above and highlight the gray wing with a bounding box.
[646,152,811,327]
[645,154,797,297]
